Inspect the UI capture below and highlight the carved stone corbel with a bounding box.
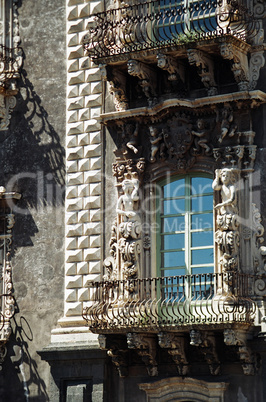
[127,333,158,376]
[98,335,129,377]
[156,53,185,83]
[220,43,249,91]
[187,49,217,95]
[223,329,257,375]
[100,64,129,111]
[190,330,220,375]
[127,60,157,106]
[158,332,189,375]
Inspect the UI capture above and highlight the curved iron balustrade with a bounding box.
[0,45,19,88]
[83,272,256,333]
[83,0,259,61]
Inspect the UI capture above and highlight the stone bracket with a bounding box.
[127,60,157,106]
[190,330,220,375]
[98,335,129,377]
[127,333,158,376]
[223,329,257,375]
[100,64,129,112]
[187,49,217,96]
[220,43,249,91]
[156,53,185,83]
[158,332,189,375]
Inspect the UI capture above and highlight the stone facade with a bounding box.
[0,0,266,401]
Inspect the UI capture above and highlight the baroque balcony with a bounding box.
[83,272,257,334]
[83,0,259,63]
[82,0,265,111]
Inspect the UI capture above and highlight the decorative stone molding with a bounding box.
[139,377,228,401]
[187,49,217,96]
[190,330,220,375]
[127,60,157,106]
[158,332,188,375]
[223,329,257,375]
[127,333,158,376]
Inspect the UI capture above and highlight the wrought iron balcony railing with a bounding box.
[83,0,259,61]
[83,272,256,333]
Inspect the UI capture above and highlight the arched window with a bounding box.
[157,175,214,296]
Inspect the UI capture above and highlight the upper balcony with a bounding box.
[82,0,265,110]
[83,0,260,64]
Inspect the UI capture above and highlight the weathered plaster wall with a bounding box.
[0,1,66,400]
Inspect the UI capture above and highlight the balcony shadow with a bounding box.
[1,309,49,402]
[0,65,65,249]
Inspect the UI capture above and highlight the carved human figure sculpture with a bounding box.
[116,175,141,239]
[212,168,237,215]
[191,119,211,154]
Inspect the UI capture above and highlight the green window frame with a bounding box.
[157,174,214,280]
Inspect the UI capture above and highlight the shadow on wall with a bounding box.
[0,66,66,249]
[1,312,49,402]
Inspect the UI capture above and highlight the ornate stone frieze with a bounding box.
[213,144,256,172]
[187,49,217,96]
[223,329,257,375]
[158,332,188,375]
[127,60,157,106]
[190,330,220,375]
[156,53,185,83]
[127,333,158,376]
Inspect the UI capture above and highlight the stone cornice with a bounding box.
[100,90,266,124]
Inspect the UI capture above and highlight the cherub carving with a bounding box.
[125,122,139,155]
[149,126,166,163]
[191,119,211,154]
[212,168,237,215]
[218,107,237,143]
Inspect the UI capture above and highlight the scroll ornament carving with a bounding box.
[187,49,217,96]
[253,0,265,18]
[127,333,158,376]
[158,332,188,375]
[213,168,240,276]
[190,330,220,375]
[0,94,17,131]
[127,60,157,106]
[223,329,257,375]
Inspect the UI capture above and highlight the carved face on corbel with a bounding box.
[127,60,140,76]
